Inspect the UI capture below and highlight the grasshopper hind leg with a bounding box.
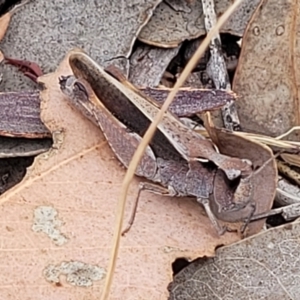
[122,184,232,236]
[122,182,175,236]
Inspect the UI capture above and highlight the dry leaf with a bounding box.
[0,53,241,299]
[0,0,162,91]
[233,0,300,137]
[139,0,261,47]
[169,219,300,300]
[276,176,300,206]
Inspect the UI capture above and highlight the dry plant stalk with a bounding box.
[196,127,300,150]
[100,0,246,299]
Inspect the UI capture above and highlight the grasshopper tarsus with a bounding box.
[240,202,256,234]
[121,184,144,236]
[121,225,131,236]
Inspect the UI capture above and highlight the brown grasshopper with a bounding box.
[59,51,264,235]
[60,75,227,234]
[68,52,253,181]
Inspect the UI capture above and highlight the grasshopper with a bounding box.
[59,75,227,234]
[59,51,263,235]
[67,53,253,181]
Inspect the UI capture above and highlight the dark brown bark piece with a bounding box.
[140,86,236,116]
[0,91,50,138]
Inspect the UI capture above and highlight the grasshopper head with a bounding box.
[59,75,89,101]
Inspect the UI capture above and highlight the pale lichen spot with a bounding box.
[32,206,68,246]
[43,261,106,287]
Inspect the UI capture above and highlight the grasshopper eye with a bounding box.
[59,75,77,91]
[74,81,89,100]
[59,75,89,102]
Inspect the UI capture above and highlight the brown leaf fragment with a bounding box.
[168,219,300,300]
[140,86,236,116]
[129,44,181,87]
[0,91,51,138]
[208,127,278,235]
[139,0,261,47]
[233,0,300,137]
[5,56,44,82]
[223,0,263,37]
